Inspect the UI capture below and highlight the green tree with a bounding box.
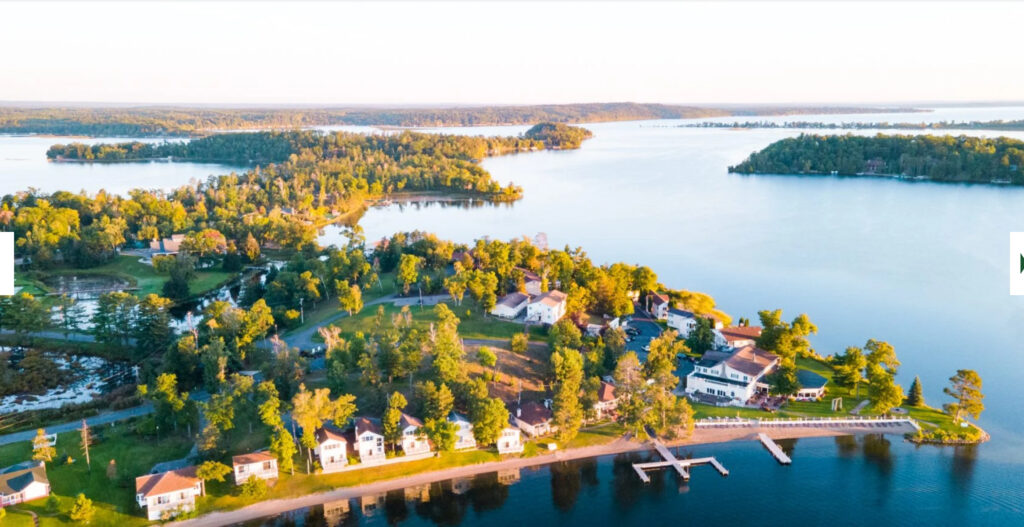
[91,291,137,348]
[867,364,904,414]
[906,376,924,406]
[509,333,528,355]
[422,418,457,453]
[337,280,363,316]
[756,309,817,360]
[68,493,95,523]
[53,294,86,340]
[240,475,269,498]
[684,317,716,355]
[430,304,465,384]
[477,346,497,378]
[943,369,984,423]
[550,348,584,442]
[769,359,801,397]
[613,351,647,437]
[7,292,49,342]
[45,494,60,514]
[834,346,867,397]
[549,318,582,350]
[381,391,408,452]
[290,384,358,461]
[135,294,176,356]
[865,339,900,375]
[138,373,192,432]
[470,397,509,446]
[417,381,455,422]
[397,253,422,295]
[196,461,232,482]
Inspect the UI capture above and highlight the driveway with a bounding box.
[623,307,663,362]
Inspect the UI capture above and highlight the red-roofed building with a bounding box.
[715,325,763,349]
[648,293,670,320]
[135,466,204,521]
[592,381,620,420]
[232,451,278,485]
[314,426,348,473]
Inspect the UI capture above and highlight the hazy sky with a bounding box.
[2,1,1021,106]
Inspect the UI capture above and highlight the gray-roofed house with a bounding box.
[492,292,529,319]
[0,461,49,508]
[667,307,697,336]
[685,345,779,406]
[795,370,829,400]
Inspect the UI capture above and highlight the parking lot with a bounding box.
[623,305,664,363]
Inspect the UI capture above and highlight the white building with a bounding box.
[593,381,619,420]
[497,423,524,454]
[232,451,278,485]
[491,292,529,319]
[714,325,762,350]
[685,345,779,406]
[0,461,49,509]
[517,268,543,296]
[449,412,477,450]
[314,426,349,473]
[794,370,829,401]
[526,290,567,325]
[666,308,697,336]
[399,413,431,456]
[135,466,205,521]
[353,417,386,465]
[512,401,553,437]
[648,293,670,320]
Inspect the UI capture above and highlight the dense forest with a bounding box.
[524,123,594,149]
[11,127,588,267]
[0,103,919,137]
[686,119,1024,131]
[729,134,1024,184]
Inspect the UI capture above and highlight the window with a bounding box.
[157,495,170,505]
[263,461,273,471]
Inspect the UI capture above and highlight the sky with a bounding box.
[1,1,1022,106]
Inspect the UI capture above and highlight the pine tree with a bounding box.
[907,376,924,406]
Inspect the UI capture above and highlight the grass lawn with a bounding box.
[284,273,399,337]
[563,423,624,449]
[0,422,193,526]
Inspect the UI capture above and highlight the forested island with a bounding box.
[0,103,920,137]
[10,126,591,269]
[728,133,1024,184]
[523,122,594,149]
[685,119,1024,131]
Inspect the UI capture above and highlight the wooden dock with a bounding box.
[632,440,729,482]
[758,433,792,464]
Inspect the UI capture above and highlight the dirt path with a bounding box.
[170,425,910,527]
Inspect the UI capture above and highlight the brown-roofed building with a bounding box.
[0,461,49,509]
[515,267,543,296]
[353,417,386,465]
[135,466,204,521]
[715,325,763,349]
[648,293,670,320]
[399,413,431,457]
[593,381,620,420]
[314,425,348,473]
[492,292,529,319]
[526,290,567,325]
[685,345,779,406]
[232,451,278,485]
[512,401,554,437]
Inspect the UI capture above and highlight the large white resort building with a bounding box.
[684,324,779,406]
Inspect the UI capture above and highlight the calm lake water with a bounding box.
[4,107,1024,523]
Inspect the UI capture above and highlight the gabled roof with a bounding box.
[232,451,276,466]
[597,381,617,403]
[354,416,382,437]
[516,267,542,282]
[135,466,199,498]
[515,401,553,425]
[668,307,695,318]
[719,326,762,343]
[449,412,471,425]
[400,413,423,429]
[0,461,47,495]
[315,425,348,444]
[530,290,567,307]
[649,293,669,306]
[797,369,829,389]
[696,345,778,377]
[496,292,529,308]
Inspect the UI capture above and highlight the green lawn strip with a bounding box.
[0,509,37,527]
[0,423,193,526]
[25,255,235,300]
[562,423,624,449]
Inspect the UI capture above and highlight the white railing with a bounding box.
[695,415,920,430]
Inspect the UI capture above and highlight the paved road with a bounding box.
[0,404,154,446]
[622,308,664,362]
[278,293,399,351]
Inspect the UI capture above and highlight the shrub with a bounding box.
[240,476,268,499]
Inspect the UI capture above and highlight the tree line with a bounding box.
[729,133,1024,184]
[686,119,1024,131]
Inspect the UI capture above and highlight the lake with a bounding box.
[4,107,1024,523]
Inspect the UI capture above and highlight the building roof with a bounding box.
[668,307,695,318]
[697,345,778,377]
[0,461,47,495]
[315,425,348,444]
[135,466,199,498]
[515,401,553,425]
[797,369,829,389]
[650,293,669,306]
[530,290,567,307]
[400,413,423,429]
[449,412,471,425]
[232,451,276,466]
[496,292,529,308]
[597,381,617,403]
[516,267,542,282]
[719,325,763,343]
[354,416,382,437]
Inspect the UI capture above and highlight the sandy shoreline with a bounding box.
[171,424,914,527]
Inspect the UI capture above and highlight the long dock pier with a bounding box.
[632,440,729,482]
[758,433,792,464]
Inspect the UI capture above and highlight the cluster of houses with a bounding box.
[648,293,828,407]
[490,268,568,325]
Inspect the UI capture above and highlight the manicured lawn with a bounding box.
[563,423,624,449]
[0,422,193,526]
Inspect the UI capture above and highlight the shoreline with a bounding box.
[171,424,915,527]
